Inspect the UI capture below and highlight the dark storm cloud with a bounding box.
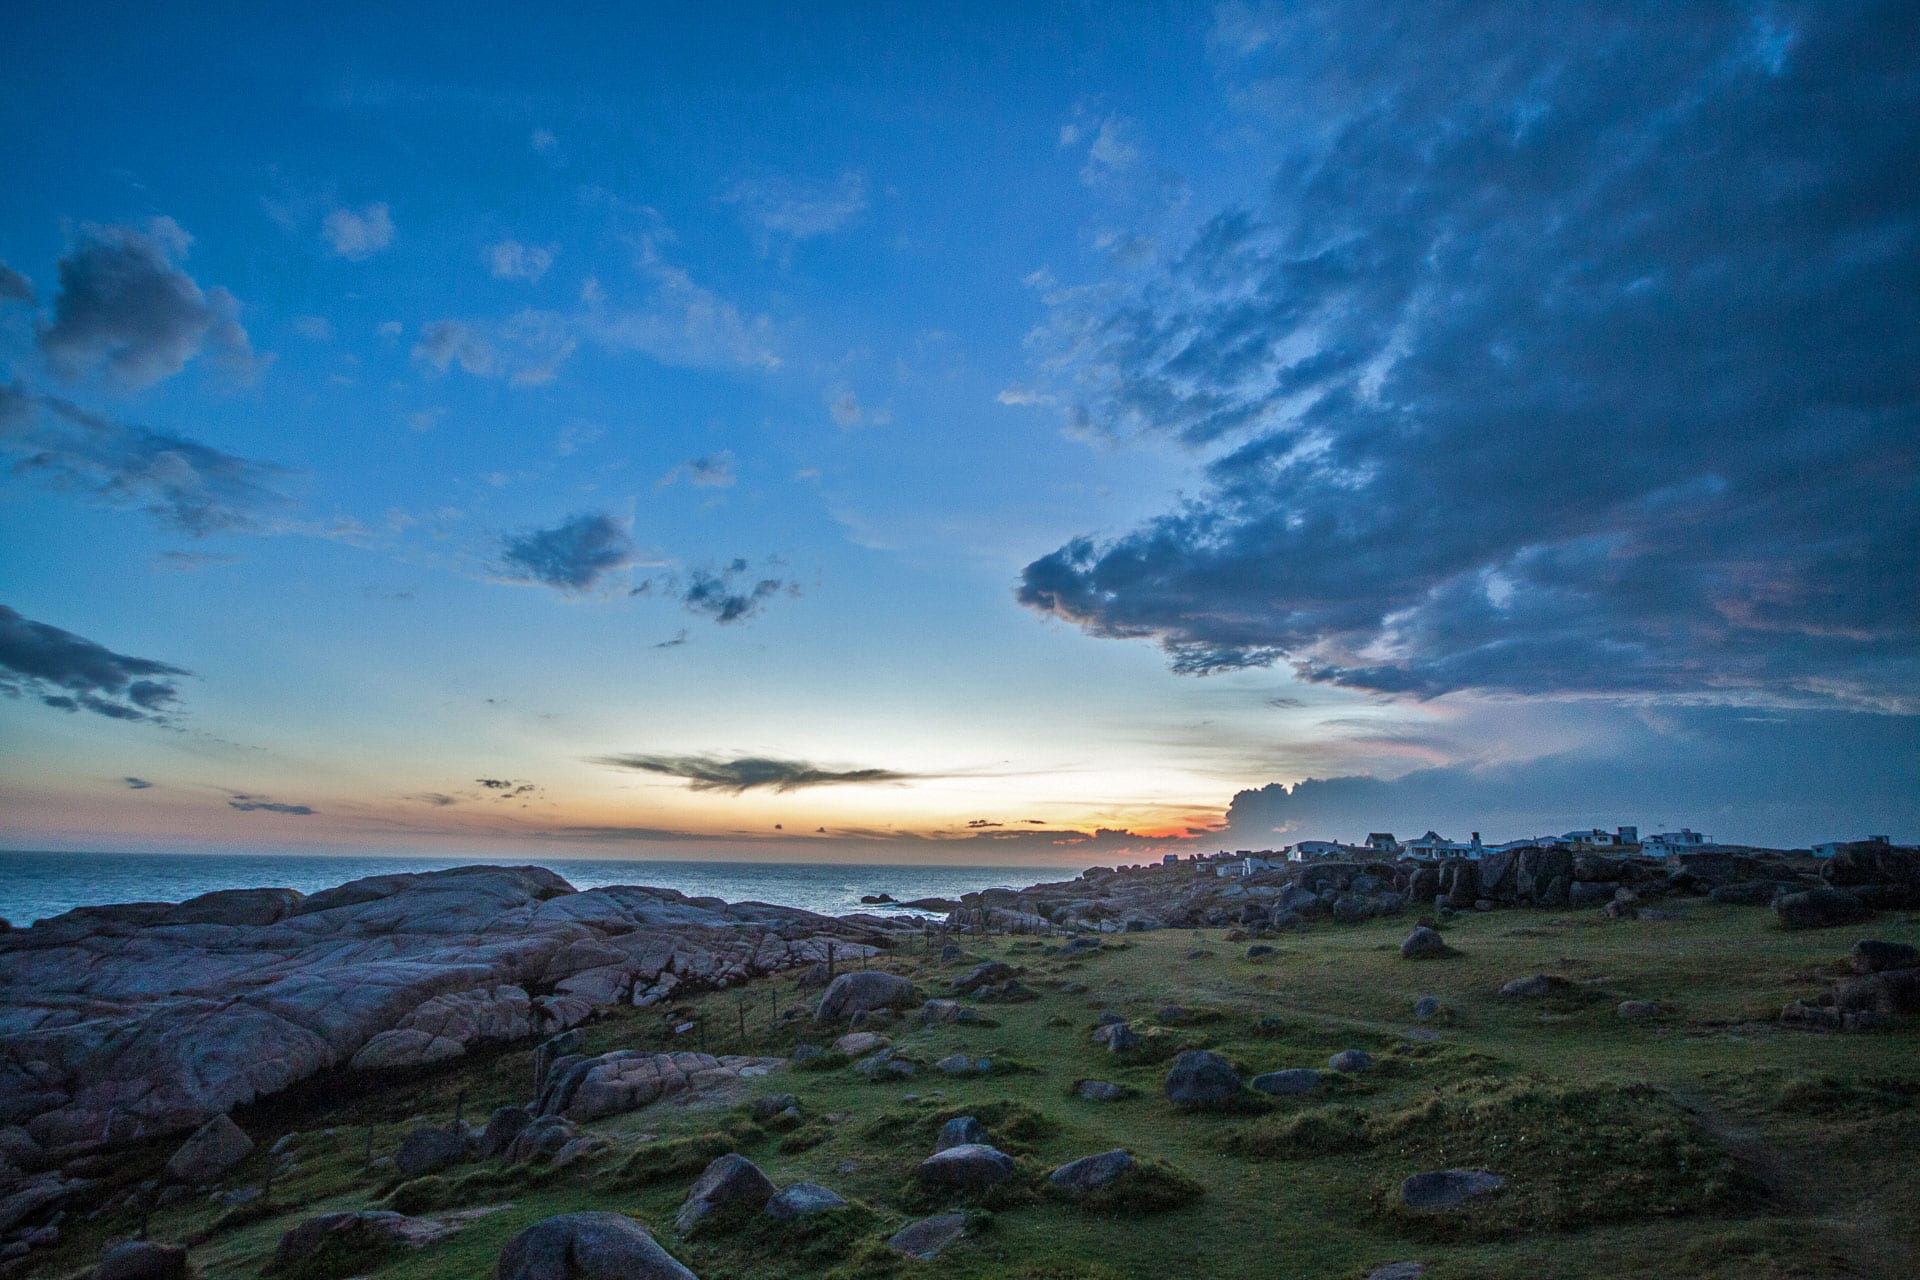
[1223,707,1920,848]
[38,218,263,387]
[0,385,293,535]
[591,753,918,793]
[227,793,316,815]
[0,604,189,724]
[499,512,635,591]
[1017,3,1920,710]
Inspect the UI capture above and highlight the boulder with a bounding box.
[1073,1080,1125,1102]
[479,1106,533,1157]
[952,962,1017,993]
[164,1114,253,1185]
[1516,848,1575,902]
[1850,939,1920,974]
[1251,1068,1320,1096]
[394,1126,466,1179]
[935,1116,989,1152]
[920,999,983,1026]
[495,1211,696,1280]
[93,1241,188,1280]
[915,1143,1014,1193]
[834,1032,888,1057]
[1328,1049,1374,1073]
[935,1053,985,1076]
[1568,881,1616,909]
[1047,1149,1134,1193]
[537,1051,784,1121]
[763,1182,847,1220]
[1413,995,1441,1020]
[1163,1050,1242,1110]
[1707,882,1783,905]
[815,972,920,1023]
[506,1116,578,1165]
[675,1153,776,1236]
[1773,889,1872,930]
[750,1094,799,1121]
[1834,967,1920,1015]
[273,1211,452,1274]
[1091,1022,1140,1052]
[1400,1169,1505,1209]
[1499,974,1572,998]
[886,1213,968,1260]
[1822,844,1920,889]
[1400,927,1448,959]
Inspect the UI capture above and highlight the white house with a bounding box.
[1365,832,1401,855]
[1216,854,1279,877]
[1812,836,1890,859]
[1287,840,1348,861]
[1644,829,1709,857]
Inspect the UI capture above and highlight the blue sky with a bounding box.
[2,2,1915,863]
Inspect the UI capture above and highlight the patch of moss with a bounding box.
[1775,1074,1920,1116]
[615,1132,737,1187]
[1226,1105,1373,1158]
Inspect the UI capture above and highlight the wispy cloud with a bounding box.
[661,450,736,489]
[720,170,867,246]
[411,311,575,385]
[591,753,920,793]
[322,202,393,260]
[228,793,316,815]
[1,384,294,535]
[487,239,556,282]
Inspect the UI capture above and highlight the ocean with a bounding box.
[0,850,1063,928]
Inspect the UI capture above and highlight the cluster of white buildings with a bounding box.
[1198,825,1720,875]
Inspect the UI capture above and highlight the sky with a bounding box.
[1,1,1915,866]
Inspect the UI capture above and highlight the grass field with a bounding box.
[29,902,1920,1280]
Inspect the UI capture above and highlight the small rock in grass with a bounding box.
[394,1126,466,1179]
[916,1144,1014,1193]
[1616,1000,1661,1020]
[1164,1049,1243,1109]
[764,1182,847,1220]
[1367,1265,1426,1280]
[935,1054,983,1076]
[1499,973,1571,998]
[1251,1068,1320,1096]
[1851,939,1920,974]
[1328,1049,1373,1073]
[1092,1022,1141,1052]
[750,1094,799,1121]
[1400,1169,1505,1209]
[675,1153,776,1236]
[1074,1080,1125,1102]
[887,1213,968,1260]
[935,1116,989,1152]
[834,1031,888,1056]
[93,1241,188,1280]
[1413,995,1441,1020]
[1047,1149,1134,1193]
[1400,927,1449,960]
[1245,944,1275,959]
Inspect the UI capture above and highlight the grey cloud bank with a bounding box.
[592,753,919,794]
[0,604,189,724]
[1017,3,1918,714]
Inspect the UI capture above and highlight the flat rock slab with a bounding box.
[764,1182,847,1220]
[887,1213,968,1260]
[1047,1149,1133,1193]
[537,1051,786,1121]
[1400,1169,1505,1209]
[1251,1069,1320,1096]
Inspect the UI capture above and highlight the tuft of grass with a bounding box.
[1774,1074,1920,1116]
[614,1132,737,1187]
[1226,1105,1373,1158]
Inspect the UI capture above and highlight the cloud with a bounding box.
[651,558,793,624]
[826,388,889,429]
[227,793,316,815]
[154,551,240,572]
[499,512,635,592]
[412,311,575,385]
[0,386,293,534]
[1017,4,1920,713]
[291,315,332,341]
[476,778,538,798]
[414,792,457,806]
[592,753,919,794]
[487,240,556,282]
[38,218,262,388]
[322,202,393,260]
[123,776,153,789]
[1223,706,1920,849]
[653,629,689,649]
[0,262,34,305]
[720,171,868,244]
[531,128,557,153]
[662,450,736,489]
[579,244,780,371]
[0,604,190,724]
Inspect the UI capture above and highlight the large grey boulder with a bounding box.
[1400,1169,1505,1209]
[394,1126,467,1179]
[536,1051,784,1121]
[1163,1050,1242,1110]
[164,1114,252,1184]
[815,971,920,1023]
[1047,1149,1133,1194]
[1773,889,1872,930]
[350,1029,465,1072]
[478,1106,533,1157]
[273,1211,453,1273]
[915,1143,1015,1193]
[1400,927,1448,959]
[495,1211,697,1280]
[674,1154,776,1236]
[92,1240,188,1280]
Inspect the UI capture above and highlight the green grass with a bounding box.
[22,903,1920,1280]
